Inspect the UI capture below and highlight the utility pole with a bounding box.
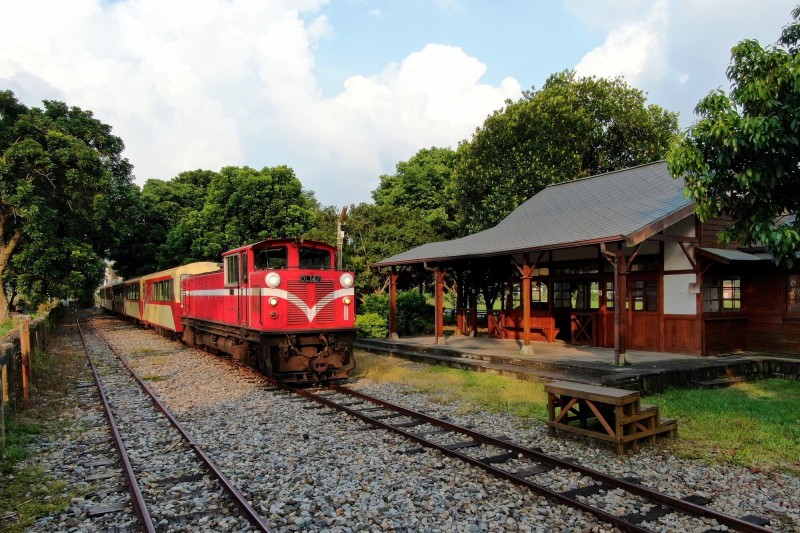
[336,206,348,270]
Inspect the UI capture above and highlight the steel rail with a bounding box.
[86,318,273,533]
[76,319,156,533]
[300,383,770,533]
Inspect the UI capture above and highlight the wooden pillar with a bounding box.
[14,315,31,409]
[435,269,446,345]
[469,270,478,337]
[456,270,465,335]
[388,269,399,340]
[617,248,628,363]
[521,258,534,355]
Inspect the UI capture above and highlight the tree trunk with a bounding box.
[0,228,23,324]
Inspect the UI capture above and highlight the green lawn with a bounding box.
[354,351,800,475]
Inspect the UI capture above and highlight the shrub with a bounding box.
[397,290,434,335]
[357,290,434,336]
[355,313,388,338]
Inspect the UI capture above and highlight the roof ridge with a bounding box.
[543,160,667,190]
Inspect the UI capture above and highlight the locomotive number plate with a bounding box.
[300,275,322,283]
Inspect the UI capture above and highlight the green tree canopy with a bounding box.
[111,169,218,277]
[0,90,135,318]
[668,7,800,267]
[453,71,679,234]
[170,165,315,262]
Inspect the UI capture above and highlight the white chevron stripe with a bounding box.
[184,287,355,321]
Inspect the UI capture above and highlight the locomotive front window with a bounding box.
[255,247,288,270]
[299,247,331,269]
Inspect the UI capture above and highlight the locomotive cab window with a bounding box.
[225,255,240,286]
[255,247,288,270]
[299,246,331,269]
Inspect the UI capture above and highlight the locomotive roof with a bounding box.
[373,161,693,267]
[223,238,335,256]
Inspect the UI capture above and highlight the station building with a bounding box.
[373,161,800,357]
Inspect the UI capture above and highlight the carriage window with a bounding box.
[151,279,173,302]
[299,247,331,269]
[255,247,288,270]
[125,284,140,300]
[225,255,239,285]
[789,275,800,315]
[703,277,741,313]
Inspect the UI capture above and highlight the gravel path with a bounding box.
[25,315,800,532]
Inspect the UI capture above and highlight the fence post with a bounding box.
[13,315,31,410]
[0,355,5,446]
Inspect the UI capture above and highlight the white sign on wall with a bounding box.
[664,273,697,315]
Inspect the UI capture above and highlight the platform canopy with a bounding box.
[373,161,695,268]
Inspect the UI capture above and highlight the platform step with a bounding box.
[693,376,755,388]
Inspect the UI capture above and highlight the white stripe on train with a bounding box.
[184,287,355,322]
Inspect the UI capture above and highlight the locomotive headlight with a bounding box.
[266,272,281,288]
[269,297,279,307]
[340,273,354,288]
[343,296,352,305]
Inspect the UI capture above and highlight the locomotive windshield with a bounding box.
[254,246,288,270]
[299,246,331,269]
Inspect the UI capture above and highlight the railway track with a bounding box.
[77,318,272,532]
[87,316,789,532]
[292,384,773,533]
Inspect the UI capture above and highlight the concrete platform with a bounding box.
[355,335,800,394]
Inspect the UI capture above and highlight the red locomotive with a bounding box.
[99,238,357,383]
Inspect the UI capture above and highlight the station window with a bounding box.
[255,247,288,270]
[632,280,658,312]
[299,247,331,269]
[605,281,615,309]
[531,281,548,310]
[787,275,800,315]
[225,255,239,285]
[553,282,572,308]
[703,277,741,313]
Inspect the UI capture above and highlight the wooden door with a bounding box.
[627,274,660,351]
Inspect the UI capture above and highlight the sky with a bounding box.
[1,0,796,207]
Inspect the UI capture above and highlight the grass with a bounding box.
[354,350,800,475]
[353,351,549,420]
[1,339,87,531]
[646,379,800,474]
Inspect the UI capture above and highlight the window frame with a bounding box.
[224,255,240,287]
[787,274,800,316]
[703,276,742,314]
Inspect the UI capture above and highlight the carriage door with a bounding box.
[238,251,249,326]
[628,273,660,350]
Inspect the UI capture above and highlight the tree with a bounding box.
[175,165,315,262]
[372,146,459,241]
[0,91,134,319]
[344,203,441,295]
[453,71,679,233]
[111,169,219,277]
[668,7,800,267]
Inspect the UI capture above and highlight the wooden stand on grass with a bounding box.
[545,380,677,455]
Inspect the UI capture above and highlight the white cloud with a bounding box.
[574,0,668,85]
[0,0,518,205]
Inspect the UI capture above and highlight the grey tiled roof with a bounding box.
[696,247,765,262]
[374,161,693,267]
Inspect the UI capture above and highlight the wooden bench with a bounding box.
[497,312,559,343]
[545,380,677,455]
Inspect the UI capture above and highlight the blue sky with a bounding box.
[1,0,796,206]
